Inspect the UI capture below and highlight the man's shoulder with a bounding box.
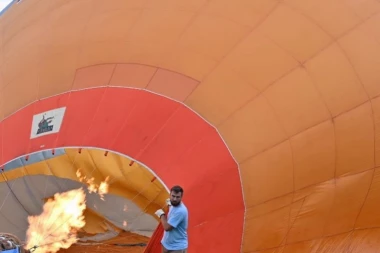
[172,203,188,214]
[178,203,188,217]
[179,202,188,211]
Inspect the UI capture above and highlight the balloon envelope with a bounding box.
[0,0,380,252]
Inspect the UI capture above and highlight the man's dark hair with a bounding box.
[170,185,184,195]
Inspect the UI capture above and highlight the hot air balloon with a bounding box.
[0,0,379,252]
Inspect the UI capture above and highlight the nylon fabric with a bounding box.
[0,0,379,252]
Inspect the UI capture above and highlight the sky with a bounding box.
[0,0,12,12]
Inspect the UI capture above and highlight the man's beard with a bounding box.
[171,200,181,206]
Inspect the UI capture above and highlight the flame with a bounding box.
[76,169,110,200]
[25,188,87,253]
[24,170,112,252]
[98,177,110,200]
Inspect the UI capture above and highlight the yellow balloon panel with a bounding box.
[0,148,168,221]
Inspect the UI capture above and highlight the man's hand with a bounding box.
[166,198,172,207]
[156,209,173,231]
[155,209,165,218]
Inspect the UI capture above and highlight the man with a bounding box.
[0,233,30,253]
[155,185,188,253]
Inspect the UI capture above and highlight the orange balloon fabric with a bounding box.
[0,0,379,252]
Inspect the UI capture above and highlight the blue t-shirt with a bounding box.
[2,248,19,253]
[161,202,188,250]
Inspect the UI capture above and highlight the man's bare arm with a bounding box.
[160,214,174,231]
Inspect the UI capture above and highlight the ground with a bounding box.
[58,231,149,253]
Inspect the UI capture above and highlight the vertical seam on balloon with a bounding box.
[261,93,295,212]
[282,197,307,248]
[352,168,375,229]
[3,0,44,30]
[353,98,377,228]
[86,149,106,181]
[341,1,370,22]
[281,1,335,40]
[260,31,302,65]
[334,35,377,185]
[32,173,50,239]
[300,11,380,66]
[0,205,25,234]
[78,87,108,146]
[215,62,298,128]
[182,1,281,110]
[0,179,13,208]
[0,0,44,48]
[302,68,333,118]
[133,105,182,162]
[0,173,30,229]
[73,0,96,74]
[115,6,145,55]
[167,5,203,44]
[275,192,295,252]
[180,77,200,103]
[105,64,117,87]
[286,145,297,248]
[261,93,290,138]
[332,115,338,179]
[329,117,338,238]
[321,179,337,239]
[144,67,160,90]
[151,0,216,79]
[335,41,371,101]
[24,102,38,165]
[105,93,140,151]
[42,150,65,193]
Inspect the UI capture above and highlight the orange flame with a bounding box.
[25,188,87,253]
[24,170,111,252]
[76,169,110,200]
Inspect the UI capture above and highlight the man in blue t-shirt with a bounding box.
[155,185,188,253]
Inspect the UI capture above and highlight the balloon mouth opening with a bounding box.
[0,147,169,253]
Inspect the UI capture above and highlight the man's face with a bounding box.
[170,191,182,206]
